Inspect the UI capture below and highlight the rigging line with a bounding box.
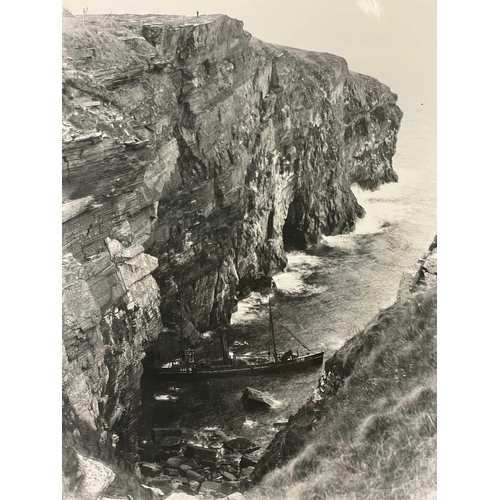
[273,305,313,340]
[277,320,312,352]
[248,340,272,352]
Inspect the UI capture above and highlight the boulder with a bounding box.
[114,244,144,263]
[226,493,247,500]
[429,235,437,252]
[209,428,230,442]
[141,483,165,497]
[178,464,193,476]
[189,480,201,492]
[186,469,205,483]
[160,435,182,450]
[165,457,184,469]
[74,454,115,499]
[139,462,162,477]
[239,455,259,469]
[171,478,184,490]
[200,481,223,495]
[148,476,174,492]
[221,471,237,481]
[220,480,240,495]
[224,437,260,454]
[165,493,194,500]
[240,467,255,477]
[177,483,194,495]
[186,458,199,469]
[143,440,160,462]
[424,251,437,275]
[241,387,273,410]
[185,444,219,466]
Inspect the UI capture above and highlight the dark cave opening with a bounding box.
[283,198,307,250]
[267,208,275,240]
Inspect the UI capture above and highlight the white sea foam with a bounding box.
[231,291,266,325]
[273,271,327,296]
[286,252,322,269]
[321,186,397,248]
[353,210,387,235]
[273,271,306,295]
[274,252,327,296]
[243,419,258,428]
[154,393,179,402]
[321,234,357,250]
[351,184,404,235]
[166,386,182,393]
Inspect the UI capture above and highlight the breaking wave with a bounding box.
[274,252,327,297]
[231,291,267,325]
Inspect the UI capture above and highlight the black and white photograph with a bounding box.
[41,1,474,498]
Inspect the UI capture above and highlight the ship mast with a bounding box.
[179,292,184,360]
[269,292,278,362]
[220,330,230,365]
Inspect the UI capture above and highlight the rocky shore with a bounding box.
[62,12,402,499]
[249,237,438,486]
[136,431,258,497]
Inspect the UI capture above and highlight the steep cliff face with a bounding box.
[62,13,402,477]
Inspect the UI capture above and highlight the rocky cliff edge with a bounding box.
[62,13,403,496]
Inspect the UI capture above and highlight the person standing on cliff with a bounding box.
[196,11,199,17]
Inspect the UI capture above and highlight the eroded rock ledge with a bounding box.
[62,13,402,495]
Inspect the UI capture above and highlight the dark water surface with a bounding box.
[138,98,437,454]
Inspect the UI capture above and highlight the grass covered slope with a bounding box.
[250,287,437,500]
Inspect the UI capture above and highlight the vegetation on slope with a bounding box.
[62,25,154,70]
[249,288,437,500]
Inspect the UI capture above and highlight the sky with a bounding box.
[62,0,436,104]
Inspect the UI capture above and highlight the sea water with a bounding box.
[139,96,437,452]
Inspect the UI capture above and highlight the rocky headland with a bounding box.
[62,12,402,499]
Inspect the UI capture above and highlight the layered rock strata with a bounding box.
[62,12,402,486]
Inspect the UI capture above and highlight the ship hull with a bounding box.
[153,352,324,379]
